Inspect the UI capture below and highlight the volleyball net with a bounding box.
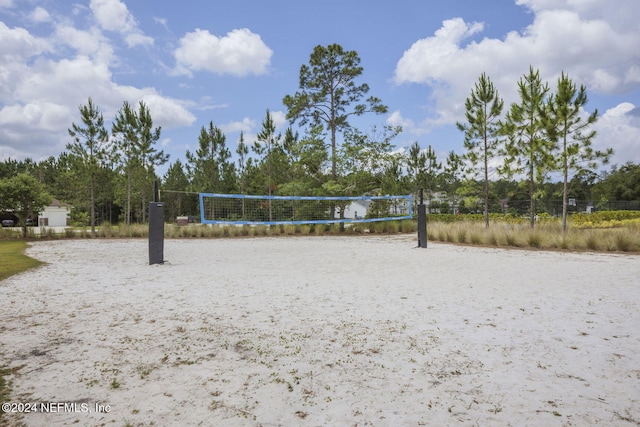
[199,193,413,225]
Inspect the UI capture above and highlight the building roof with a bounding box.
[48,199,72,208]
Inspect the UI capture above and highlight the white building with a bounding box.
[38,199,71,227]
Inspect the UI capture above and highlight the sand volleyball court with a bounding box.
[1,236,639,426]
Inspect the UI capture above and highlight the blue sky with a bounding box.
[1,0,639,179]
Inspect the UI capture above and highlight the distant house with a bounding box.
[38,199,71,227]
[342,200,371,220]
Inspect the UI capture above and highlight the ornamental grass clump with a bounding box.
[583,231,600,251]
[613,231,634,252]
[455,226,467,244]
[526,230,543,248]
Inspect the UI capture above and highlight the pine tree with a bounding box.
[236,131,249,195]
[500,67,554,228]
[443,151,463,213]
[134,101,168,222]
[255,109,281,201]
[162,160,190,222]
[545,72,613,232]
[457,72,504,228]
[186,122,233,193]
[283,44,387,182]
[67,98,110,235]
[112,101,167,224]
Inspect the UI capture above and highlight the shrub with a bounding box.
[571,210,640,228]
[503,230,519,247]
[399,220,417,233]
[526,231,543,248]
[470,231,483,245]
[283,225,297,235]
[256,225,268,236]
[455,227,467,243]
[386,221,399,234]
[583,231,600,251]
[613,232,634,252]
[487,229,499,246]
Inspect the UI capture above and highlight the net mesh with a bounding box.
[199,193,413,225]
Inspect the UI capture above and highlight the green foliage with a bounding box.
[69,210,90,227]
[0,173,52,237]
[338,125,402,196]
[593,162,640,201]
[67,97,110,234]
[186,121,236,203]
[162,160,195,222]
[545,72,612,232]
[283,43,388,180]
[500,67,554,228]
[0,241,43,281]
[457,72,504,227]
[0,60,637,236]
[112,100,168,224]
[571,210,640,228]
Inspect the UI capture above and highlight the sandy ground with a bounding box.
[1,236,639,427]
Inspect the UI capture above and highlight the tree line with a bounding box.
[1,44,638,234]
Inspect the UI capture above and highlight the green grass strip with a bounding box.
[0,240,43,282]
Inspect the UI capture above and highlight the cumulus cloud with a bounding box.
[393,0,640,163]
[595,103,640,165]
[174,28,272,77]
[395,0,640,110]
[220,117,256,135]
[394,18,484,86]
[387,111,417,133]
[0,11,193,162]
[89,0,153,47]
[0,21,52,62]
[271,110,287,130]
[0,22,53,102]
[30,7,51,23]
[116,90,196,129]
[0,49,196,160]
[53,24,114,64]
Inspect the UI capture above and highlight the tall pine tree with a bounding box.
[500,67,554,228]
[457,73,504,228]
[67,97,110,234]
[545,72,613,232]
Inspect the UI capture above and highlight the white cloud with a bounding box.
[0,22,53,102]
[220,117,256,134]
[387,111,416,132]
[117,90,196,129]
[594,102,640,166]
[30,7,51,23]
[271,110,287,130]
[394,0,640,126]
[394,18,483,85]
[174,28,272,77]
[0,21,52,61]
[0,12,193,162]
[53,24,114,64]
[0,101,73,160]
[0,0,13,10]
[89,0,153,47]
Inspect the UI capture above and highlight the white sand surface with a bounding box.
[1,236,640,426]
